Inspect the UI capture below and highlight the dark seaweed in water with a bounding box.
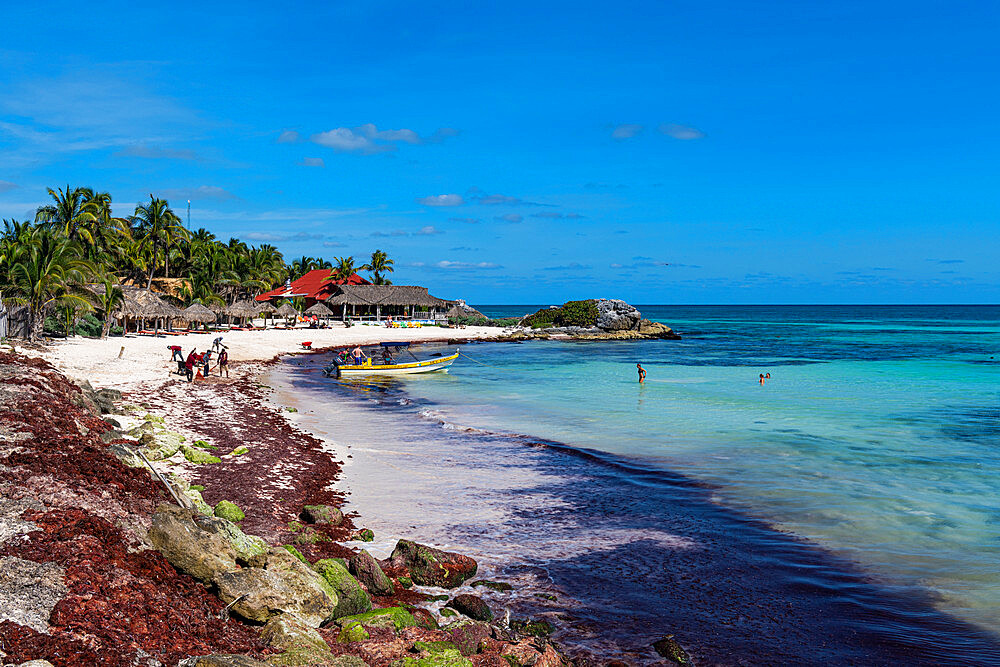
[281,355,1000,666]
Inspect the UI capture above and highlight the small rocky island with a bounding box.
[512,299,680,340]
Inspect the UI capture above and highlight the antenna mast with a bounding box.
[187,200,191,230]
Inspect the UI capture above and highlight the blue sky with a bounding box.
[1,1,997,304]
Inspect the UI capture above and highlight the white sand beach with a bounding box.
[26,323,502,389]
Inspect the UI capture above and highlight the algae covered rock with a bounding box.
[336,621,370,643]
[443,619,491,656]
[137,430,184,460]
[149,505,238,584]
[336,606,418,632]
[313,558,372,618]
[349,549,395,597]
[397,648,472,667]
[260,613,334,665]
[181,444,222,464]
[214,500,246,523]
[105,442,145,468]
[213,548,338,627]
[470,579,513,592]
[652,635,691,665]
[180,657,269,667]
[383,539,478,589]
[193,515,268,566]
[229,445,249,456]
[510,618,554,638]
[351,528,375,542]
[445,594,492,622]
[301,504,344,526]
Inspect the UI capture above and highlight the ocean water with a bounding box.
[269,305,1000,665]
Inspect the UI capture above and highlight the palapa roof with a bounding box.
[180,303,217,323]
[446,302,486,319]
[326,285,448,308]
[256,300,276,314]
[226,300,265,318]
[304,302,334,316]
[255,269,369,302]
[114,288,181,318]
[275,303,299,317]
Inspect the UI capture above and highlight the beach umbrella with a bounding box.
[181,303,217,323]
[226,300,263,319]
[256,300,276,314]
[305,302,334,318]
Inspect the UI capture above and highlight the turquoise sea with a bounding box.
[273,305,1000,665]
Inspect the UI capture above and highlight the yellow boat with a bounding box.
[324,343,459,378]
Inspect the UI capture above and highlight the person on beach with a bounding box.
[213,336,224,352]
[352,346,365,365]
[202,349,213,378]
[218,348,229,377]
[637,363,646,383]
[184,349,198,382]
[169,345,183,362]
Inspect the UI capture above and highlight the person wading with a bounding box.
[637,363,646,383]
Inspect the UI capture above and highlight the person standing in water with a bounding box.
[759,373,765,385]
[637,363,646,383]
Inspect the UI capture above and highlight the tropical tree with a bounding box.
[132,196,188,286]
[362,249,394,285]
[93,276,124,338]
[57,299,91,338]
[329,256,358,283]
[5,226,95,340]
[34,185,100,243]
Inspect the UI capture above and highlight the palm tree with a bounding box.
[94,276,124,338]
[362,249,395,285]
[132,195,188,286]
[329,256,358,283]
[57,298,90,338]
[5,227,95,340]
[34,185,100,243]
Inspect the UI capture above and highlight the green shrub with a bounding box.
[447,316,521,327]
[522,300,598,328]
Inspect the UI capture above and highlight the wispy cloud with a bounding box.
[0,181,18,193]
[115,143,200,160]
[611,123,644,140]
[311,124,458,155]
[416,225,443,235]
[611,259,670,269]
[435,260,502,269]
[929,258,965,264]
[161,185,236,201]
[370,229,410,237]
[659,123,706,140]
[467,189,551,207]
[244,231,328,242]
[494,214,523,223]
[298,157,325,167]
[277,130,301,143]
[449,217,480,224]
[417,194,464,207]
[531,211,584,219]
[541,262,591,271]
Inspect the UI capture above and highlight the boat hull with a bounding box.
[335,351,459,376]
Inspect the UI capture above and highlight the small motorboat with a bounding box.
[323,342,459,378]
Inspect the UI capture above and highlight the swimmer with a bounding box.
[759,373,765,385]
[637,363,646,383]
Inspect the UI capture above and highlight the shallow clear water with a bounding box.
[271,305,1000,665]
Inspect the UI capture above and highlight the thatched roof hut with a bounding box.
[227,300,264,319]
[304,302,334,317]
[275,303,299,317]
[181,303,217,323]
[114,288,180,319]
[326,285,449,308]
[445,299,485,319]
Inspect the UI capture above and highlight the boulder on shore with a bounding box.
[445,593,493,621]
[313,558,372,618]
[382,539,478,589]
[301,504,343,526]
[595,298,642,331]
[348,549,395,597]
[148,505,238,583]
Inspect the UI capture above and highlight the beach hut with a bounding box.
[226,300,264,327]
[255,300,276,326]
[180,303,217,329]
[304,302,334,325]
[326,285,449,322]
[114,288,180,333]
[275,302,299,327]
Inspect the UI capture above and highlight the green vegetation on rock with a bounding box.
[438,608,457,618]
[283,545,310,565]
[398,649,472,667]
[336,621,370,643]
[351,528,375,542]
[214,500,245,522]
[193,439,218,450]
[336,606,418,632]
[190,484,205,492]
[143,413,165,423]
[398,575,413,588]
[522,299,598,328]
[313,558,372,618]
[470,579,513,592]
[229,445,249,456]
[510,618,553,637]
[181,444,221,464]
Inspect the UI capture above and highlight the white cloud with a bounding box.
[416,225,443,235]
[659,123,705,140]
[612,123,643,140]
[277,130,301,143]
[435,261,502,269]
[161,185,236,201]
[449,217,480,224]
[116,143,200,160]
[417,194,464,207]
[299,157,325,167]
[0,181,18,193]
[494,214,523,223]
[311,123,458,155]
[531,211,584,220]
[244,232,287,242]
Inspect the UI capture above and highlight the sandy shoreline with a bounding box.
[24,323,503,390]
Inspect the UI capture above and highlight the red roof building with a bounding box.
[255,269,369,306]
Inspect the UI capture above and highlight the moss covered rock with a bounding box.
[229,445,249,456]
[351,528,375,542]
[348,550,395,597]
[214,500,245,523]
[283,545,309,565]
[383,540,478,589]
[302,504,344,526]
[336,621,370,643]
[398,649,473,666]
[470,580,513,592]
[194,515,268,566]
[261,613,334,665]
[336,606,417,633]
[313,558,372,618]
[181,444,222,464]
[445,594,492,622]
[137,431,185,460]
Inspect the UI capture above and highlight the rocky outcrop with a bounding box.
[653,635,692,664]
[193,514,268,566]
[442,619,492,656]
[0,557,67,632]
[445,594,493,622]
[301,504,343,526]
[348,549,395,597]
[137,430,185,460]
[179,657,270,667]
[595,298,642,331]
[382,540,478,589]
[313,558,372,618]
[149,505,239,583]
[214,548,338,627]
[260,613,335,665]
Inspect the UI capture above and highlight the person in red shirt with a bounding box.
[184,349,199,382]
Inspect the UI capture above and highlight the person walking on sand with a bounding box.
[218,347,229,377]
[637,363,646,383]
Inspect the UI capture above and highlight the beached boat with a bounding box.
[323,342,458,378]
